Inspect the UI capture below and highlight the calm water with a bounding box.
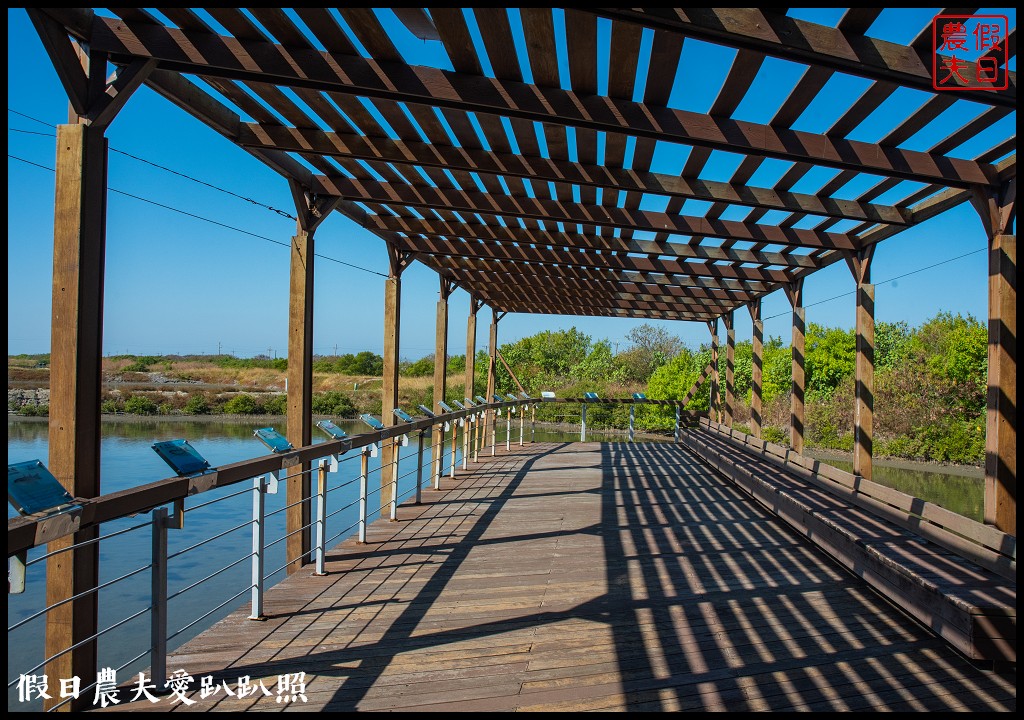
[7,419,983,709]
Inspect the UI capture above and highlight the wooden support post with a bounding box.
[748,299,763,439]
[285,182,339,570]
[380,245,410,519]
[971,180,1016,536]
[30,28,150,708]
[45,121,107,712]
[465,296,482,465]
[432,278,453,486]
[846,247,876,481]
[707,320,719,422]
[486,308,499,453]
[724,311,735,428]
[786,279,806,454]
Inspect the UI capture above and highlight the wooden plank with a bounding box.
[104,442,1015,712]
[725,311,735,427]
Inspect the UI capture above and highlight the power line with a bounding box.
[763,247,987,321]
[8,153,387,277]
[9,109,297,220]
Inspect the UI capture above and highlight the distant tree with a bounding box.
[618,323,683,382]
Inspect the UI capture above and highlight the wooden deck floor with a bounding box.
[107,442,1015,712]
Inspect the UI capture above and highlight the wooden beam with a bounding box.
[45,122,107,711]
[87,16,1000,188]
[587,8,1015,109]
[786,278,807,454]
[333,179,863,250]
[371,215,825,269]
[748,299,763,439]
[236,123,912,225]
[391,233,795,283]
[970,179,1017,536]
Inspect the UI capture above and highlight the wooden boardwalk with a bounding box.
[108,442,1015,712]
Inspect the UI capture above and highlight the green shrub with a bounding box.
[121,361,151,373]
[222,394,260,415]
[311,391,357,418]
[158,402,174,415]
[101,398,122,413]
[183,395,210,415]
[762,426,788,445]
[262,394,287,415]
[124,395,158,415]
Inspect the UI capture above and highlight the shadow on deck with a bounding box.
[106,441,1016,712]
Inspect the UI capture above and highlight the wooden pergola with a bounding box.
[27,8,1014,709]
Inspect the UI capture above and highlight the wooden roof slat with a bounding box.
[587,8,1015,108]
[241,123,914,223]
[393,234,794,283]
[87,18,1001,188]
[291,8,358,56]
[431,8,485,76]
[393,8,439,42]
[337,8,403,63]
[472,8,523,81]
[383,217,822,268]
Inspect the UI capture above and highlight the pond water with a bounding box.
[6,418,983,710]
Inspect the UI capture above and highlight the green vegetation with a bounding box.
[10,313,987,464]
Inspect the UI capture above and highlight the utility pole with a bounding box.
[218,341,221,356]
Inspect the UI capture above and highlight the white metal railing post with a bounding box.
[433,424,444,489]
[491,408,497,456]
[249,473,276,620]
[629,404,635,442]
[358,448,370,543]
[150,507,169,686]
[581,403,587,442]
[448,421,456,479]
[314,458,332,576]
[389,439,399,522]
[506,407,512,451]
[462,415,470,469]
[519,405,525,446]
[675,405,681,442]
[531,405,536,442]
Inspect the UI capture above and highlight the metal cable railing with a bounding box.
[8,397,691,710]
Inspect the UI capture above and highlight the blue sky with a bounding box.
[6,8,1016,359]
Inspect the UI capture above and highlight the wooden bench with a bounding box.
[680,419,1016,664]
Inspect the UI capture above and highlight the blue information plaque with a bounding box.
[493,395,504,402]
[520,392,531,399]
[393,408,415,423]
[316,419,348,440]
[8,460,78,516]
[541,391,556,399]
[416,404,436,418]
[506,394,519,402]
[254,427,293,454]
[453,400,467,409]
[475,395,488,405]
[437,401,454,413]
[632,392,647,400]
[152,439,211,476]
[360,414,385,431]
[584,392,600,401]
